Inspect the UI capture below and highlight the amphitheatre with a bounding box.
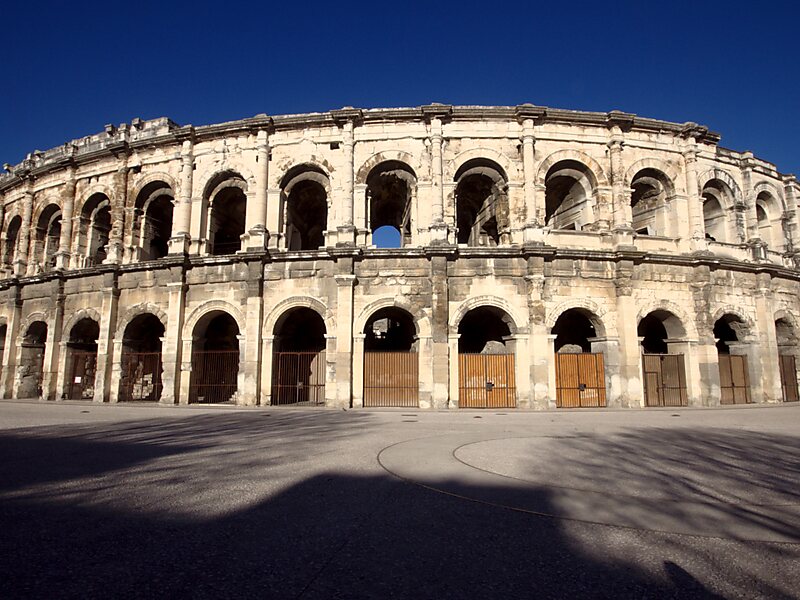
[0,103,798,409]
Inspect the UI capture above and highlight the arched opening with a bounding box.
[33,204,61,272]
[18,321,47,398]
[363,307,418,407]
[282,168,328,251]
[638,310,688,406]
[713,314,751,404]
[3,215,21,270]
[552,309,606,408]
[457,306,516,408]
[207,175,246,255]
[776,317,800,402]
[189,312,240,403]
[272,307,327,405]
[0,323,7,390]
[79,193,111,267]
[544,160,594,231]
[756,192,783,251]
[134,182,174,261]
[65,318,99,400]
[702,180,737,243]
[454,159,509,246]
[366,161,415,248]
[119,314,165,402]
[630,169,672,236]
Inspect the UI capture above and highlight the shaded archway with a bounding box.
[189,311,239,403]
[207,174,247,255]
[363,307,418,407]
[638,310,688,406]
[756,191,783,251]
[552,308,606,408]
[271,307,326,405]
[33,204,61,272]
[3,215,21,270]
[775,317,799,402]
[366,161,415,248]
[630,169,673,236]
[702,180,737,243]
[78,193,111,267]
[134,182,174,261]
[281,166,328,251]
[119,314,165,402]
[713,314,751,404]
[544,160,595,230]
[454,159,509,246]
[0,323,6,386]
[18,321,47,398]
[65,318,99,400]
[457,306,516,408]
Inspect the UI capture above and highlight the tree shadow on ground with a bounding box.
[0,416,798,598]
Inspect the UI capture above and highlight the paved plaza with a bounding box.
[1,401,799,598]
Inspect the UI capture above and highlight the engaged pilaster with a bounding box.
[14,183,33,276]
[55,163,76,270]
[245,129,270,250]
[169,137,194,255]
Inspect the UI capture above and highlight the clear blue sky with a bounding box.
[2,0,798,174]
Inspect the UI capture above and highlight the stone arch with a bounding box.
[754,180,786,211]
[263,296,333,338]
[453,157,511,246]
[279,164,331,251]
[355,151,420,185]
[279,162,332,195]
[354,297,431,339]
[449,148,518,182]
[774,308,799,329]
[696,169,743,203]
[711,305,755,334]
[130,171,178,203]
[75,184,114,216]
[115,303,168,338]
[535,149,610,189]
[31,194,62,225]
[203,170,248,201]
[449,295,523,335]
[624,159,680,196]
[183,300,246,340]
[17,311,49,342]
[62,308,102,338]
[546,299,609,337]
[636,300,696,339]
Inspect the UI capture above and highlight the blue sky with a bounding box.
[2,0,798,173]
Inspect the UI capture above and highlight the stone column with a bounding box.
[682,143,707,252]
[56,166,77,269]
[14,185,33,276]
[615,262,644,407]
[108,339,124,403]
[351,333,365,408]
[691,334,720,406]
[178,336,194,405]
[54,341,69,400]
[169,139,194,255]
[783,175,798,254]
[429,251,451,408]
[589,337,622,407]
[238,260,263,404]
[609,132,633,246]
[93,272,119,402]
[753,274,782,403]
[0,290,20,398]
[332,110,358,246]
[334,269,355,408]
[245,130,269,250]
[105,157,128,264]
[260,335,274,405]
[161,267,186,404]
[428,117,448,243]
[741,153,760,242]
[447,333,460,409]
[43,286,65,400]
[520,119,542,244]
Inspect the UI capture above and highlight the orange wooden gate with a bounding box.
[718,354,751,405]
[779,355,799,402]
[555,353,606,408]
[363,352,419,407]
[642,354,688,407]
[458,353,516,408]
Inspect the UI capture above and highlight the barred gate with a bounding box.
[363,352,419,407]
[272,351,326,406]
[642,354,688,407]
[189,350,238,403]
[458,353,516,408]
[718,354,751,405]
[68,351,97,400]
[779,355,799,402]
[555,353,607,408]
[119,352,163,402]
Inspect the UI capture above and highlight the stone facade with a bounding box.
[0,104,798,409]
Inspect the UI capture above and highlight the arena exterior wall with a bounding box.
[0,104,798,409]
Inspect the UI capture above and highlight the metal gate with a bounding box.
[272,351,326,406]
[68,351,97,400]
[363,352,418,407]
[119,352,163,402]
[779,355,799,402]
[718,354,751,405]
[189,350,238,403]
[555,353,607,408]
[642,354,688,407]
[458,353,516,408]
